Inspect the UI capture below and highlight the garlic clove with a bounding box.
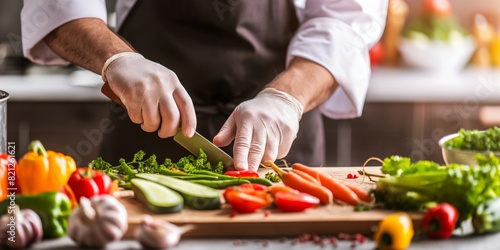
[135,215,194,249]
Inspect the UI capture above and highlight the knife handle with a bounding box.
[101,81,125,107]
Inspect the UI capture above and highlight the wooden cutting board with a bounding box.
[119,167,422,238]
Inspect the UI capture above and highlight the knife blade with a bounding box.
[173,130,233,168]
[100,81,233,167]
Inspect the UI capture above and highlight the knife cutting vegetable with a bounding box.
[101,81,233,168]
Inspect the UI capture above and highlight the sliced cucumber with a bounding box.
[131,178,184,213]
[136,173,221,210]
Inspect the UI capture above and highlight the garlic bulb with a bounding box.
[0,205,43,249]
[68,195,128,248]
[135,215,194,249]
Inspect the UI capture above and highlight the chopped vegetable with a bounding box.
[131,178,184,214]
[291,163,361,205]
[0,191,71,239]
[91,149,224,189]
[224,170,259,178]
[67,165,113,203]
[226,191,270,213]
[17,140,76,195]
[374,212,414,250]
[421,203,458,239]
[222,184,270,203]
[136,173,221,210]
[269,161,333,205]
[68,195,128,248]
[274,191,319,212]
[443,127,500,151]
[372,154,500,225]
[265,172,281,182]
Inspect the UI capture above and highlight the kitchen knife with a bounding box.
[100,82,234,167]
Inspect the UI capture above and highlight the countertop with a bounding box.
[29,230,500,250]
[2,66,500,103]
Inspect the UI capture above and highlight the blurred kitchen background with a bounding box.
[1,0,500,166]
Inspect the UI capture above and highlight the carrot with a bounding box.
[291,163,361,206]
[291,169,320,184]
[268,184,299,196]
[344,183,373,203]
[269,162,333,205]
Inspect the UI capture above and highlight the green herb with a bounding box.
[372,153,500,225]
[91,149,224,189]
[444,127,500,151]
[265,172,281,182]
[354,204,372,212]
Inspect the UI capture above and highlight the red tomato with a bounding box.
[423,0,452,18]
[274,191,320,212]
[226,191,270,213]
[223,183,269,203]
[369,42,384,66]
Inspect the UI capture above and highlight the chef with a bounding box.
[21,0,387,171]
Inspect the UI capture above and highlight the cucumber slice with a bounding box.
[131,178,184,213]
[136,173,221,210]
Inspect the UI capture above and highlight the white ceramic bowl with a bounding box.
[438,133,500,166]
[399,36,475,73]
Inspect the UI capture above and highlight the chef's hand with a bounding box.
[102,52,196,138]
[213,88,304,171]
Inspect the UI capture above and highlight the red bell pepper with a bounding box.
[1,153,20,200]
[223,183,272,213]
[421,203,459,239]
[224,170,259,178]
[67,166,112,203]
[0,154,8,201]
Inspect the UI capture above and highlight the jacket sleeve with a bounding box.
[288,0,388,119]
[21,0,107,65]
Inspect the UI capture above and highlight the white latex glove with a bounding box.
[213,88,304,171]
[102,52,196,138]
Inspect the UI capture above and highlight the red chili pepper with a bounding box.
[67,166,112,203]
[224,170,259,178]
[421,203,459,239]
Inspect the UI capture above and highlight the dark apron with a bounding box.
[99,0,326,166]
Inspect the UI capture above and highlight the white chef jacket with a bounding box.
[21,0,388,119]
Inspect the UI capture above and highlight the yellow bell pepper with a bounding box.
[374,212,414,250]
[17,140,76,195]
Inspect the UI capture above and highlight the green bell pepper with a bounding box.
[0,191,71,238]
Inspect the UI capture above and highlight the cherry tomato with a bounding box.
[226,191,270,213]
[423,0,452,18]
[369,42,384,66]
[274,191,320,212]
